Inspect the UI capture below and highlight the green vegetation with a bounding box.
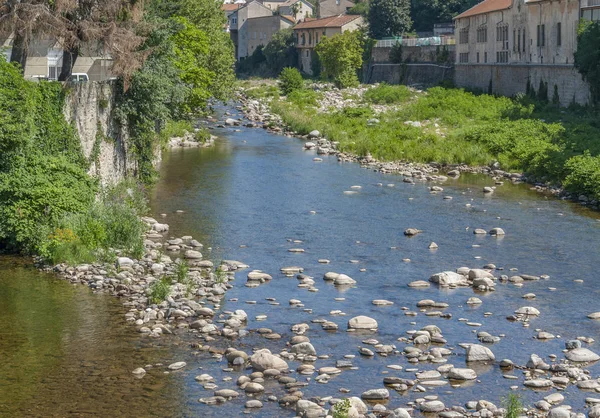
[238,28,298,77]
[364,83,411,104]
[502,393,523,418]
[315,31,364,88]
[332,399,351,418]
[175,259,189,283]
[269,83,600,201]
[575,20,600,104]
[149,276,171,304]
[279,67,304,95]
[368,0,412,38]
[411,0,479,32]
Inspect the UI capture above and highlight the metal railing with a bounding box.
[374,36,455,48]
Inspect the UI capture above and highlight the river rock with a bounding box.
[361,388,390,400]
[524,379,553,388]
[391,408,412,418]
[448,368,477,380]
[430,271,466,286]
[348,316,378,330]
[466,344,495,362]
[404,228,422,236]
[132,367,146,376]
[244,382,264,393]
[291,342,317,356]
[250,349,289,371]
[246,400,263,408]
[308,130,320,139]
[334,274,356,286]
[323,272,340,281]
[489,228,505,236]
[565,348,600,362]
[372,299,394,306]
[214,389,239,398]
[588,312,600,319]
[168,361,186,370]
[117,257,134,267]
[296,399,325,418]
[515,306,540,316]
[184,250,202,259]
[589,406,600,418]
[420,401,445,413]
[468,269,494,280]
[548,408,571,418]
[408,280,430,288]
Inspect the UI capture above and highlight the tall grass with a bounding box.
[271,85,600,200]
[149,277,171,304]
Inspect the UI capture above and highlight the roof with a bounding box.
[221,3,241,11]
[454,0,512,19]
[293,14,361,29]
[281,15,297,23]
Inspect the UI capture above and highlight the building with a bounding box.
[227,0,275,60]
[293,14,363,74]
[318,0,355,18]
[1,36,113,81]
[247,15,296,56]
[453,0,599,105]
[263,0,314,19]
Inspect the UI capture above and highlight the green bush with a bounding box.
[175,259,189,283]
[279,67,304,95]
[502,393,523,418]
[333,399,351,418]
[149,277,171,304]
[364,84,411,104]
[563,152,600,200]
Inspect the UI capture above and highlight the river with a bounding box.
[2,102,600,417]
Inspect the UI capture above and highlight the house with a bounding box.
[247,15,296,56]
[263,0,314,20]
[318,0,355,18]
[227,0,275,60]
[1,36,113,81]
[453,0,596,105]
[293,14,363,74]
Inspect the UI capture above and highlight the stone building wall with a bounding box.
[371,45,456,64]
[454,64,590,105]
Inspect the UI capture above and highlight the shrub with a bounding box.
[149,277,171,304]
[279,67,304,95]
[389,42,403,64]
[364,83,411,104]
[502,393,523,418]
[287,89,320,108]
[175,259,189,283]
[563,152,600,201]
[333,399,351,418]
[315,31,363,88]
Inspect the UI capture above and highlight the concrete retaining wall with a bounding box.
[367,63,454,87]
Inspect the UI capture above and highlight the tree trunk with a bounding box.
[58,47,79,81]
[10,33,28,73]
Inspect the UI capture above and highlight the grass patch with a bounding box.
[271,85,600,200]
[364,84,412,104]
[502,393,523,418]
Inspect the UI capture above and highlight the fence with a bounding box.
[374,36,455,48]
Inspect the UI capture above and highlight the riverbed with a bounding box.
[2,102,600,417]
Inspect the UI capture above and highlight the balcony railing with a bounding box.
[374,36,455,48]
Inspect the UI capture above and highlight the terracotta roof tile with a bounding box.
[293,14,361,29]
[454,0,512,19]
[221,4,241,11]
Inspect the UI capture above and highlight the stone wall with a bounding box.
[63,81,161,186]
[367,63,454,87]
[371,45,455,64]
[454,64,590,106]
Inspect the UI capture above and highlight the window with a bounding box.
[47,47,63,81]
[459,52,469,63]
[496,24,509,50]
[484,52,487,63]
[476,26,487,43]
[232,17,237,24]
[253,32,256,39]
[459,28,469,44]
[518,29,521,52]
[537,24,545,46]
[309,32,312,45]
[316,33,319,43]
[513,30,516,51]
[301,33,306,45]
[306,50,309,57]
[557,22,561,46]
[496,51,509,63]
[522,30,526,52]
[477,52,480,63]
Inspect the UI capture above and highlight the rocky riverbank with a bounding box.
[235,85,595,209]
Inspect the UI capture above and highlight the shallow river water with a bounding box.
[2,103,600,417]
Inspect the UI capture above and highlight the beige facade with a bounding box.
[1,36,113,81]
[294,15,363,74]
[263,0,314,19]
[247,15,294,55]
[453,0,597,104]
[318,0,355,17]
[231,1,275,60]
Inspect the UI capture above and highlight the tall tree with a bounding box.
[575,20,600,104]
[368,0,412,39]
[410,0,478,32]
